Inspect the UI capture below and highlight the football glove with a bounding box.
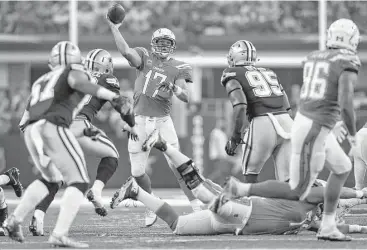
[122,124,139,141]
[225,136,244,156]
[157,81,176,92]
[83,127,103,141]
[110,95,135,127]
[332,121,348,144]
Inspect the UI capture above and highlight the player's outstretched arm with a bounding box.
[338,71,358,138]
[224,79,247,156]
[106,17,142,68]
[68,70,118,101]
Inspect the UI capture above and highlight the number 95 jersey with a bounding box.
[132,47,193,117]
[299,49,361,129]
[221,66,286,121]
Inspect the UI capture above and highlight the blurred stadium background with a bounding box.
[0,0,366,189]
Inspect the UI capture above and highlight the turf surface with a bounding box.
[2,189,367,249]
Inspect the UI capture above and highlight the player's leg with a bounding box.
[242,116,277,183]
[128,116,158,226]
[318,133,352,240]
[5,122,63,242]
[30,180,62,236]
[289,113,329,200]
[73,120,119,216]
[111,177,226,235]
[40,123,90,247]
[158,116,202,210]
[353,129,367,189]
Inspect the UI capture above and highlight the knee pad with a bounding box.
[69,182,89,194]
[38,178,61,195]
[176,160,203,190]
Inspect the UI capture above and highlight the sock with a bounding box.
[0,175,10,186]
[354,160,366,190]
[248,180,299,200]
[34,209,45,222]
[53,186,84,236]
[35,183,60,213]
[0,206,7,225]
[135,174,152,194]
[244,174,258,183]
[95,157,118,186]
[13,180,49,223]
[164,144,191,167]
[155,202,179,230]
[91,180,105,198]
[136,186,165,212]
[321,212,337,229]
[0,187,6,209]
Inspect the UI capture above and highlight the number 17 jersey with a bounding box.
[132,47,193,117]
[299,49,361,129]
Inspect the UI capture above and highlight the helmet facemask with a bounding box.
[85,49,114,75]
[151,38,176,59]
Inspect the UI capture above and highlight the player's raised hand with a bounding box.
[106,14,123,29]
[158,81,176,93]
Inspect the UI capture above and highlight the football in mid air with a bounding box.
[107,4,126,24]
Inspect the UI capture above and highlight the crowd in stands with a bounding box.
[0,1,366,36]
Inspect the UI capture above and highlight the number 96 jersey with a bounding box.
[221,66,286,121]
[132,47,193,117]
[299,49,361,129]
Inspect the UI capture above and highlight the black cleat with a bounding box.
[86,190,108,217]
[4,168,24,197]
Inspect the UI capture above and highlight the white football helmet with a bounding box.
[151,28,176,58]
[85,49,113,75]
[227,40,257,67]
[48,41,82,69]
[326,18,360,53]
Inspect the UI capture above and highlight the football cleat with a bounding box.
[86,190,107,217]
[4,167,24,197]
[142,129,159,152]
[222,176,242,198]
[110,176,139,209]
[0,227,5,236]
[49,234,89,248]
[4,214,24,243]
[317,227,352,241]
[145,208,157,227]
[29,216,44,236]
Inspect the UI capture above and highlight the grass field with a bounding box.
[2,189,367,249]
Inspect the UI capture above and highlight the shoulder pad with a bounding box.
[329,52,361,72]
[105,76,120,88]
[70,63,86,72]
[221,68,238,86]
[175,63,192,70]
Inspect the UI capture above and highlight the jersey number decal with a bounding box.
[143,70,167,97]
[29,68,64,106]
[301,61,330,100]
[245,70,283,97]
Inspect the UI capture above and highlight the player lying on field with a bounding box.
[110,132,367,236]
[0,168,23,236]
